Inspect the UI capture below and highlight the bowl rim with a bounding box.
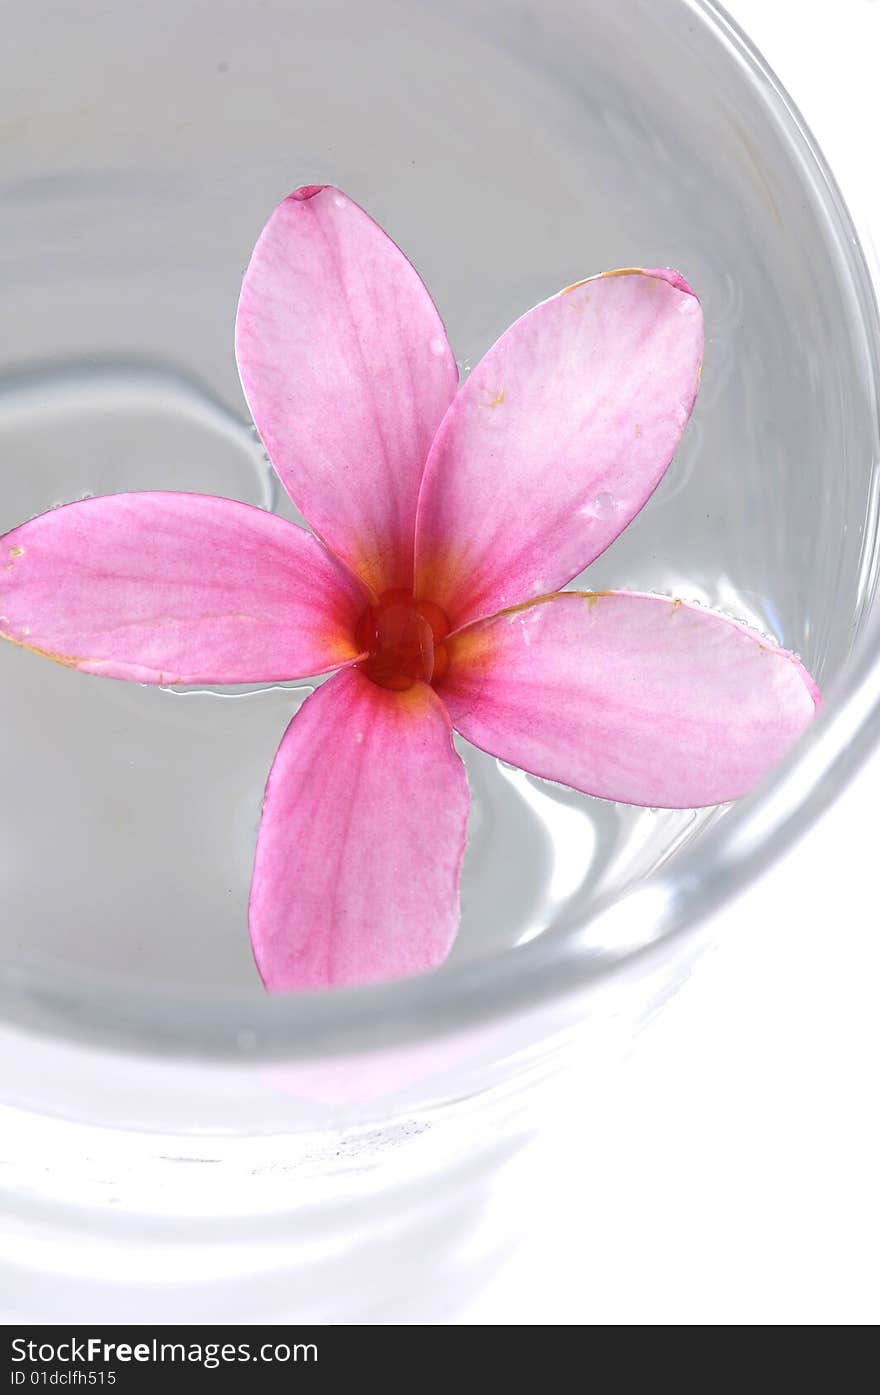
[5,0,880,1062]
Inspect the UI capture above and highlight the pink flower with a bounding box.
[0,186,821,992]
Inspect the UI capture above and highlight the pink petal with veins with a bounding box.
[236,185,458,596]
[249,667,469,990]
[441,591,820,808]
[415,268,703,628]
[0,493,366,683]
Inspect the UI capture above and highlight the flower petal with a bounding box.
[415,269,703,628]
[0,493,367,683]
[236,186,459,595]
[441,592,820,808]
[249,667,469,990]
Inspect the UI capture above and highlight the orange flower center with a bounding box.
[356,589,451,691]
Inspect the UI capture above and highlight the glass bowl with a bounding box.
[1,0,878,1320]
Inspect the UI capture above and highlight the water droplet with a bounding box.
[333,193,347,209]
[429,338,446,357]
[354,730,364,744]
[592,491,617,519]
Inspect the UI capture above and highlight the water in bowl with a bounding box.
[0,0,871,1007]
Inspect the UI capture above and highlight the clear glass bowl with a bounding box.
[1,0,878,1320]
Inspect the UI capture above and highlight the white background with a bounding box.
[467,0,880,1325]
